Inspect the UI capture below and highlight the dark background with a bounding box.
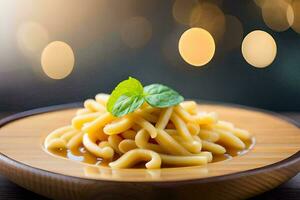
[0,0,299,112]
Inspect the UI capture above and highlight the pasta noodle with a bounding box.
[44,94,252,169]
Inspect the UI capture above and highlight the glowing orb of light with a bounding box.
[189,3,225,42]
[262,0,294,32]
[291,0,300,33]
[17,21,49,56]
[241,30,277,68]
[172,0,197,25]
[41,41,75,79]
[178,27,215,67]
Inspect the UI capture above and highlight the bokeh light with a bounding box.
[254,0,266,8]
[189,3,225,42]
[242,30,277,68]
[291,0,300,33]
[17,21,49,57]
[178,27,215,67]
[41,41,75,79]
[121,16,152,49]
[172,0,197,25]
[221,15,244,51]
[262,0,294,32]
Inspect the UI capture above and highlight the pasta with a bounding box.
[44,94,252,169]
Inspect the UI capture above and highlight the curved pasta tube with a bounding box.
[72,112,102,130]
[60,130,79,141]
[180,101,197,114]
[121,130,136,140]
[98,141,110,148]
[108,135,122,154]
[215,121,251,141]
[170,134,202,154]
[118,139,137,153]
[170,113,194,142]
[45,126,73,145]
[155,107,173,129]
[194,112,218,125]
[164,129,177,135]
[135,109,158,123]
[83,134,114,159]
[109,149,161,169]
[95,93,109,106]
[132,115,157,138]
[156,129,191,156]
[67,132,84,149]
[82,112,115,135]
[159,154,207,166]
[199,129,220,142]
[135,129,165,153]
[187,122,200,135]
[76,109,92,116]
[103,117,133,135]
[84,99,106,112]
[214,129,245,149]
[201,140,226,154]
[46,138,67,149]
[197,151,213,162]
[232,128,251,141]
[174,106,217,125]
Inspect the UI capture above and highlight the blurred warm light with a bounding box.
[41,41,75,79]
[178,27,215,67]
[121,16,152,49]
[17,22,49,57]
[221,15,244,51]
[172,0,197,25]
[189,3,225,42]
[254,0,266,7]
[262,0,294,32]
[291,0,300,33]
[242,30,277,68]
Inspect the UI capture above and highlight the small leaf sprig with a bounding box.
[107,77,184,117]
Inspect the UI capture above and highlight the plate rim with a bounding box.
[0,101,299,184]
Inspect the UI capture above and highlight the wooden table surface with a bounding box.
[0,112,299,200]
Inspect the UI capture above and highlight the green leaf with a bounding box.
[111,93,144,117]
[144,84,184,108]
[107,77,144,116]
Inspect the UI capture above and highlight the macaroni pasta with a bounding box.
[44,94,252,169]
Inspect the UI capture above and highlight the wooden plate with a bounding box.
[0,103,299,200]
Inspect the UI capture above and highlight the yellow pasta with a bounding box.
[84,99,106,112]
[131,114,157,138]
[95,93,109,106]
[135,129,165,153]
[108,135,123,154]
[82,134,114,159]
[44,94,252,169]
[180,101,197,114]
[118,139,137,153]
[121,130,137,140]
[103,117,133,135]
[109,149,161,169]
[159,154,207,166]
[72,112,102,130]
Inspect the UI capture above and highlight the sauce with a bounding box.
[47,137,255,167]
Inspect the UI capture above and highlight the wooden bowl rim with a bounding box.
[0,102,299,184]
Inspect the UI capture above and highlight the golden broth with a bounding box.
[46,137,255,168]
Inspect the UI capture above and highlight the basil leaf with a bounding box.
[107,77,143,115]
[144,84,184,108]
[111,93,144,117]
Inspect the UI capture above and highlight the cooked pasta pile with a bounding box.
[45,93,251,169]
